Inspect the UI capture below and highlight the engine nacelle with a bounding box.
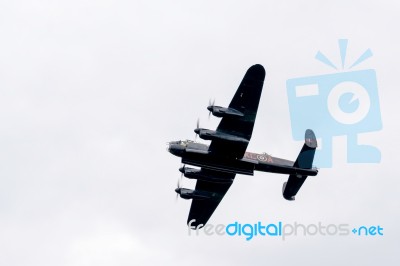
[175,188,221,200]
[179,166,234,183]
[194,128,249,144]
[207,106,244,118]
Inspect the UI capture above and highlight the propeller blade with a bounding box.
[194,118,200,141]
[180,164,185,181]
[175,179,181,202]
[207,98,215,119]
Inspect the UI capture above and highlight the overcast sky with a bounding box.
[0,1,399,265]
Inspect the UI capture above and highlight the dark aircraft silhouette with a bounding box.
[167,64,318,229]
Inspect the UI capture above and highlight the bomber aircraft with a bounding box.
[167,64,318,228]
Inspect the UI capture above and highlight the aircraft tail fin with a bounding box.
[283,129,317,201]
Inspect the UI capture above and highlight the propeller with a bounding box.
[175,179,182,201]
[179,164,186,181]
[194,118,200,141]
[207,98,215,118]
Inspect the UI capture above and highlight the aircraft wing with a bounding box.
[209,64,266,158]
[187,170,235,228]
[186,65,265,228]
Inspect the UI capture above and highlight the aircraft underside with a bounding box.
[167,64,320,228]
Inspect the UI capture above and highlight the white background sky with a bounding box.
[0,1,399,265]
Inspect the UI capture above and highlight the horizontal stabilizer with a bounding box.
[283,129,317,201]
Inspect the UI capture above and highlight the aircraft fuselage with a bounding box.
[168,140,318,177]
